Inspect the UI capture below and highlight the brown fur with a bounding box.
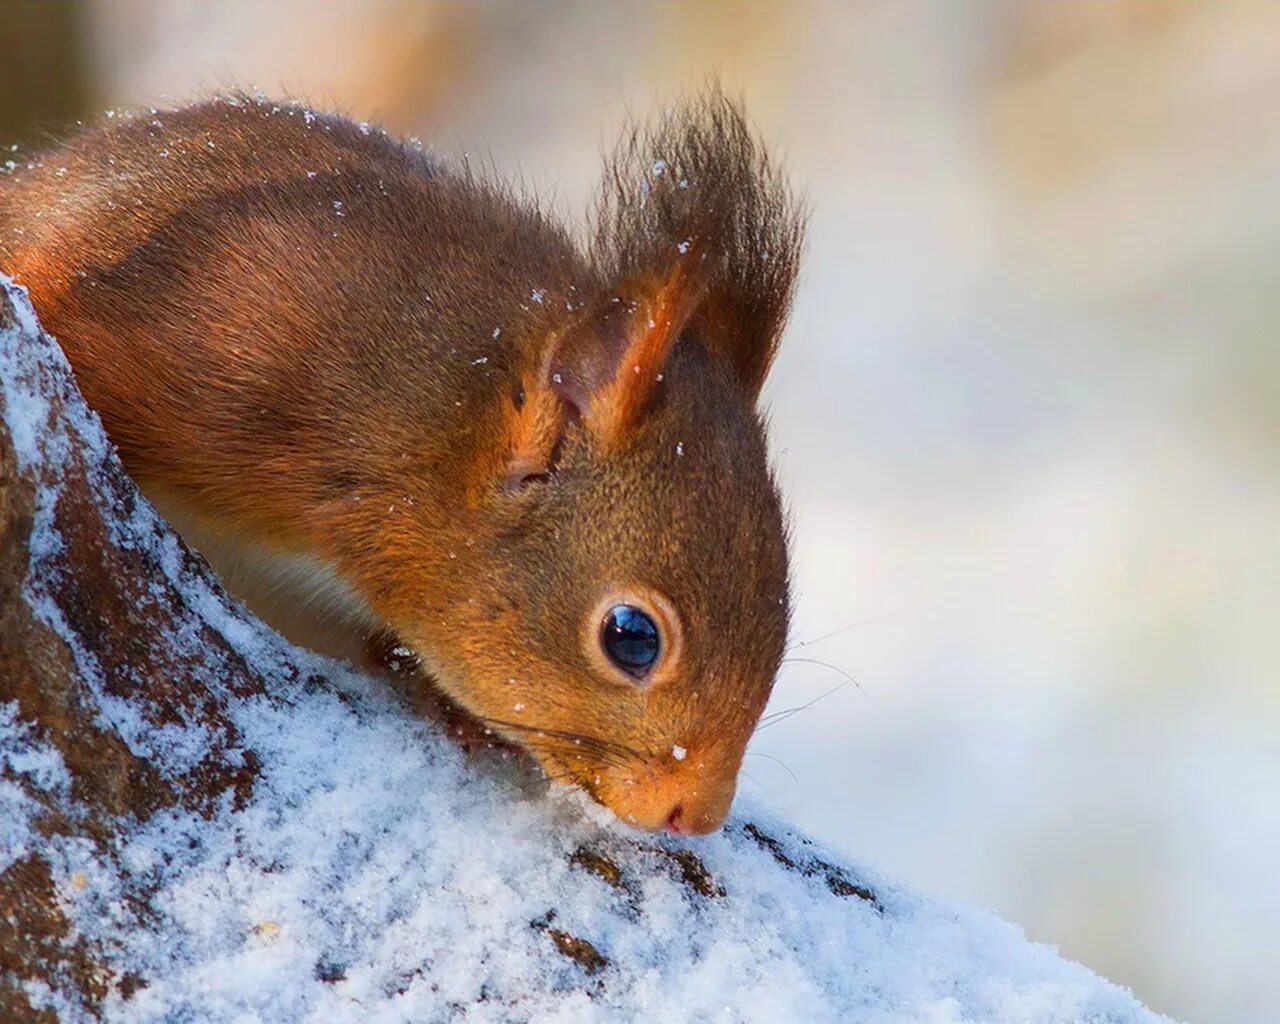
[0,90,805,834]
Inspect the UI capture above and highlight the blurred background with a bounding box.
[4,2,1277,1020]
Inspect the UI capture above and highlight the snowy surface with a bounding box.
[0,275,1172,1022]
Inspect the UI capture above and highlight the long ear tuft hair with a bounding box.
[590,86,807,399]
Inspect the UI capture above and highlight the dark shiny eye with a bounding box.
[601,605,660,675]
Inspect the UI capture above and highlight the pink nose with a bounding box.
[665,805,693,835]
[592,759,738,834]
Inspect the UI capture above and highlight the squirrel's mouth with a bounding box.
[528,744,736,836]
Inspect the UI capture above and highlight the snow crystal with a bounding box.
[671,745,687,761]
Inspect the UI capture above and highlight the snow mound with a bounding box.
[0,275,1172,1023]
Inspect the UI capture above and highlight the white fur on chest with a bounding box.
[155,497,375,663]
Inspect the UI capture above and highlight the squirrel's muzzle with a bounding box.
[589,746,740,835]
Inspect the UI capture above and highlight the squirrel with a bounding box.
[0,90,804,835]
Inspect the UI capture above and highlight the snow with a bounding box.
[0,276,1172,1022]
[0,704,70,874]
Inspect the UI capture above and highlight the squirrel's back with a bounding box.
[0,97,589,546]
[1,97,584,306]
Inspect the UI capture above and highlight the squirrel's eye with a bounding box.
[601,605,660,675]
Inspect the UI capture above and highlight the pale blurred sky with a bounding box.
[5,3,1278,1021]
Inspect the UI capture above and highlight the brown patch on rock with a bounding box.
[0,857,109,1019]
[546,929,608,976]
[570,846,626,890]
[742,823,880,908]
[656,847,726,900]
[532,913,609,977]
[117,971,148,1001]
[571,841,725,904]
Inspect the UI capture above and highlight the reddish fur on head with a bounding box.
[0,88,805,834]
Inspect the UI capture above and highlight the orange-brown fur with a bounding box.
[0,91,804,834]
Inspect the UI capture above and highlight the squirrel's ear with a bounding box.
[544,260,703,448]
[590,88,806,401]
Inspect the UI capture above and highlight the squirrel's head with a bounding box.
[402,92,804,834]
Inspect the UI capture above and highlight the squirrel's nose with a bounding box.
[603,783,732,833]
[588,747,740,834]
[661,799,727,836]
[660,798,732,829]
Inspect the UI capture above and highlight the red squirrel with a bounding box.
[0,91,804,835]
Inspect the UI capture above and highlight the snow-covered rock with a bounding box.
[0,275,1172,1023]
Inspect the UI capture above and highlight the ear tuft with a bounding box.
[590,86,806,399]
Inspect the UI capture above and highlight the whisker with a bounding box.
[507,736,623,775]
[477,716,644,770]
[780,656,868,697]
[756,680,850,732]
[744,749,799,784]
[525,740,632,772]
[541,767,590,785]
[478,716,607,749]
[786,614,892,653]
